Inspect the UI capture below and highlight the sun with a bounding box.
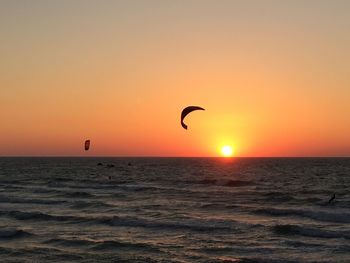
[221,145,234,157]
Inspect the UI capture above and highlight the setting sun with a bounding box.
[221,145,234,157]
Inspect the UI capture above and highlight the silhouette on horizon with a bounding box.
[181,106,205,130]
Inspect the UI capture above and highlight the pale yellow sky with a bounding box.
[1,0,349,156]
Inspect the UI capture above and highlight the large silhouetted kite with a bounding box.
[181,106,205,130]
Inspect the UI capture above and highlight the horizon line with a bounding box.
[0,155,349,158]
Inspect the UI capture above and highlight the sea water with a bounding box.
[0,157,349,262]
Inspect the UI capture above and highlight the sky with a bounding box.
[1,0,350,157]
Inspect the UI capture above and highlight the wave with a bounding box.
[92,240,160,252]
[0,184,24,190]
[0,195,67,205]
[45,237,161,252]
[56,181,128,191]
[254,207,350,223]
[55,191,94,198]
[99,216,233,232]
[197,179,217,185]
[117,185,164,193]
[318,200,350,209]
[182,179,253,188]
[224,180,252,187]
[261,191,295,202]
[0,210,233,232]
[44,238,96,247]
[9,246,84,261]
[69,200,114,209]
[0,210,83,222]
[0,229,32,239]
[272,224,350,239]
[260,193,338,205]
[199,203,241,210]
[32,187,64,194]
[215,256,299,263]
[49,177,76,183]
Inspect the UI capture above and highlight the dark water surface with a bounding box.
[0,157,349,262]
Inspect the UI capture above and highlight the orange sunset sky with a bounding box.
[1,1,350,157]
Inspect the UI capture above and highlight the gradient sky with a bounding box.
[1,0,350,157]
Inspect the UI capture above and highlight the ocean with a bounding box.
[0,157,349,263]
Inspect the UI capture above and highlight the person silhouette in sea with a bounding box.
[328,193,335,204]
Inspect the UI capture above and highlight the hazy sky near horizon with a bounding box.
[1,0,350,156]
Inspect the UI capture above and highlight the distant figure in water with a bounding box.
[97,162,103,166]
[328,193,336,204]
[128,162,132,166]
[108,176,112,180]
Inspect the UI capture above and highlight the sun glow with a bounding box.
[221,145,234,157]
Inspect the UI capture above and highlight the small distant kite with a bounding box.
[181,106,205,130]
[84,140,90,151]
